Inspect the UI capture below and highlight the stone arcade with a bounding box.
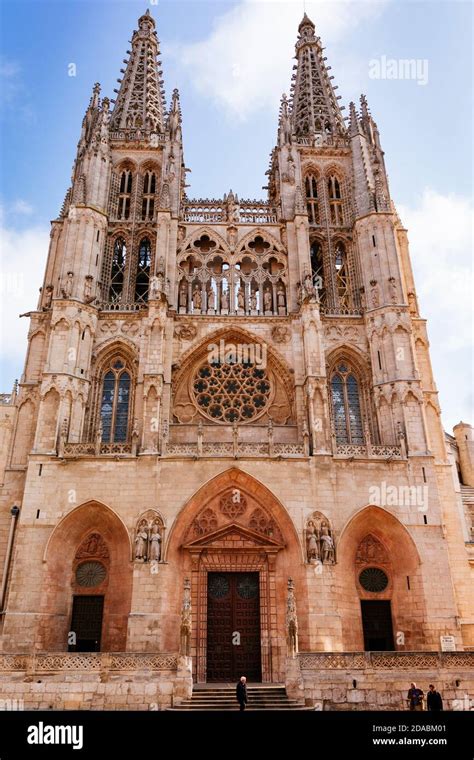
[0,10,473,710]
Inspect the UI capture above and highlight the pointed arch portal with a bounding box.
[167,468,301,683]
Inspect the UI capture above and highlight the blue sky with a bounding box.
[0,0,472,431]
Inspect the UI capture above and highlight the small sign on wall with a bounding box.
[440,635,456,652]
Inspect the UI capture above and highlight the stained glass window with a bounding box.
[328,176,344,226]
[135,238,151,302]
[305,175,320,225]
[100,364,131,442]
[335,242,350,307]
[330,363,363,444]
[193,360,272,423]
[109,238,127,303]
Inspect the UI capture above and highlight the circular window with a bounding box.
[75,561,107,588]
[359,567,389,592]
[208,574,230,599]
[192,360,272,423]
[237,575,259,599]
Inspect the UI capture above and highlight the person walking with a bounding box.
[427,684,443,711]
[407,682,424,711]
[236,676,248,712]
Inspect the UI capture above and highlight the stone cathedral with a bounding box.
[0,11,473,710]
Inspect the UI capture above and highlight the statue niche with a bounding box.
[305,512,336,564]
[133,510,165,562]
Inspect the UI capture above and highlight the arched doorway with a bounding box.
[166,468,303,683]
[337,505,425,651]
[38,501,133,652]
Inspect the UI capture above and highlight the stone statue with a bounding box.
[167,152,176,179]
[279,95,292,146]
[134,519,149,561]
[264,289,272,311]
[225,191,240,224]
[83,275,94,302]
[62,271,74,298]
[389,277,398,304]
[408,292,417,316]
[179,280,188,309]
[180,578,192,657]
[192,285,202,310]
[150,273,164,299]
[305,520,320,562]
[221,289,229,310]
[149,522,162,562]
[277,284,286,307]
[250,291,257,311]
[370,281,380,308]
[237,289,245,310]
[320,524,335,563]
[286,578,298,658]
[43,284,53,309]
[207,288,215,310]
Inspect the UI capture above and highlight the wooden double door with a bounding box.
[207,572,261,682]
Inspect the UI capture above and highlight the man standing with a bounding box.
[236,676,248,712]
[407,682,424,711]
[427,684,443,711]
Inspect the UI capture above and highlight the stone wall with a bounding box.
[296,652,474,711]
[0,653,192,711]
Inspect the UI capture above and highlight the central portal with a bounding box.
[207,572,262,682]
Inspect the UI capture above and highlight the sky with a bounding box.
[0,0,472,432]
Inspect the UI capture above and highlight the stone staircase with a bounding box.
[171,684,305,711]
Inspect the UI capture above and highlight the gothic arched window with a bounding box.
[109,238,127,303]
[305,175,320,225]
[142,172,156,221]
[118,170,133,220]
[135,238,151,302]
[328,176,343,226]
[100,360,131,442]
[330,362,363,444]
[335,242,350,308]
[310,241,325,304]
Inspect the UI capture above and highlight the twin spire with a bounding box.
[110,9,167,133]
[284,12,346,141]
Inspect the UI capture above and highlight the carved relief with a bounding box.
[191,508,218,537]
[133,511,164,562]
[304,512,335,564]
[220,490,247,518]
[75,532,110,560]
[174,323,197,341]
[271,325,290,343]
[355,534,389,565]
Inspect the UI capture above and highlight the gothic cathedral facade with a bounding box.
[0,10,473,706]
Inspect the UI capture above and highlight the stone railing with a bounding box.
[335,444,403,459]
[182,199,278,225]
[63,442,133,457]
[299,651,474,670]
[0,652,178,673]
[165,441,306,457]
[320,306,363,316]
[109,130,166,145]
[98,301,146,312]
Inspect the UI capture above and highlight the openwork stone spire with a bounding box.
[110,10,166,133]
[289,13,345,139]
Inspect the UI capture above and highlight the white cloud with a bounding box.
[10,199,34,215]
[0,215,49,370]
[399,189,474,430]
[168,0,388,120]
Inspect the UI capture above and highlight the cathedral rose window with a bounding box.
[192,360,272,423]
[359,567,389,593]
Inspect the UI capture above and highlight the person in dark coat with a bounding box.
[236,676,248,711]
[407,682,424,711]
[427,684,443,711]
